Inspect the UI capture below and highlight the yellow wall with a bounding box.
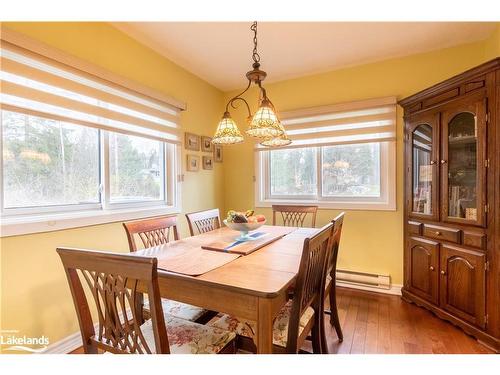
[0,22,499,352]
[223,26,500,288]
[485,24,500,58]
[0,22,224,350]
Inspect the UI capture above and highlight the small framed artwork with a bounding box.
[202,156,213,170]
[185,132,200,151]
[214,144,223,162]
[186,155,200,171]
[201,136,213,153]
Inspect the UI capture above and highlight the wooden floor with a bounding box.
[71,287,493,354]
[321,287,492,354]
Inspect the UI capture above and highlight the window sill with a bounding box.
[255,198,396,211]
[0,205,181,237]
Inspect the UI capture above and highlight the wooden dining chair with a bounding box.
[123,216,214,324]
[272,205,318,227]
[123,215,179,252]
[321,212,345,350]
[185,208,221,236]
[57,247,236,354]
[209,222,333,353]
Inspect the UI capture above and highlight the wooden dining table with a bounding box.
[131,225,318,354]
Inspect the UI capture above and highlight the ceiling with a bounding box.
[113,22,497,91]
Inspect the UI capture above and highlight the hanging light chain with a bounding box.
[251,21,260,64]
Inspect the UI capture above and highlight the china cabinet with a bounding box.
[399,58,500,352]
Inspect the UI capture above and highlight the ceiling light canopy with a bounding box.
[212,22,290,147]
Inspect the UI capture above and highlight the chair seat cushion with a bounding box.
[141,314,236,354]
[145,298,207,322]
[209,300,314,347]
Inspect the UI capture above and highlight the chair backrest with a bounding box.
[272,205,318,227]
[286,222,333,353]
[57,247,170,354]
[327,212,345,277]
[123,216,179,252]
[185,208,221,236]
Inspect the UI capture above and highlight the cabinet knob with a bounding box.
[440,270,446,275]
[435,231,442,236]
[430,160,436,165]
[429,266,435,271]
[440,159,447,164]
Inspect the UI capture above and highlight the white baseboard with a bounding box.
[337,281,403,296]
[42,330,83,354]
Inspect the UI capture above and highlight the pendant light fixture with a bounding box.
[212,22,291,147]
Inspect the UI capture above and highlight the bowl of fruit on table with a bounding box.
[223,210,266,241]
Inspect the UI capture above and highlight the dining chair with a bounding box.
[185,208,221,236]
[57,247,236,354]
[123,216,214,324]
[123,215,179,252]
[272,205,318,227]
[321,212,345,349]
[208,222,333,353]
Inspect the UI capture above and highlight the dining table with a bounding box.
[130,224,318,354]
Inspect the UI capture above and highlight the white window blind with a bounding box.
[255,97,396,150]
[0,40,183,143]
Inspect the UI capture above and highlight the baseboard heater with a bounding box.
[336,269,391,290]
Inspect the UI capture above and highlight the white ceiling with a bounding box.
[113,22,497,91]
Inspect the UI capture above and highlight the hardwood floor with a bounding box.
[70,287,493,354]
[321,287,493,354]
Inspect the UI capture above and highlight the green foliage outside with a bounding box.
[269,143,380,197]
[2,111,162,209]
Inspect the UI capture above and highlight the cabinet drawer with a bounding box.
[423,224,461,243]
[408,221,422,235]
[463,231,486,250]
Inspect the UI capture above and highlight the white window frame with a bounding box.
[255,141,396,211]
[0,115,182,237]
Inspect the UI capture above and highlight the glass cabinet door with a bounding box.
[442,99,486,226]
[408,114,439,220]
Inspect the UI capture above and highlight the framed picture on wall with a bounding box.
[187,154,200,171]
[202,156,213,170]
[214,144,223,162]
[185,132,200,151]
[201,136,213,152]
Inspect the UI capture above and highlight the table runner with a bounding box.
[201,226,296,255]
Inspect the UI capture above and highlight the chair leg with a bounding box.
[329,284,343,342]
[319,307,328,354]
[219,339,237,354]
[311,313,322,354]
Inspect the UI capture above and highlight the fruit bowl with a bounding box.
[223,219,266,242]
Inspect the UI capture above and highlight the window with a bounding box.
[256,98,396,210]
[270,147,317,196]
[321,143,380,197]
[2,111,100,209]
[0,32,184,235]
[1,109,178,215]
[109,133,164,203]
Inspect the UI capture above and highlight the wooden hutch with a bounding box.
[399,58,500,352]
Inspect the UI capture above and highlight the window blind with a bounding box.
[0,39,183,143]
[255,97,396,150]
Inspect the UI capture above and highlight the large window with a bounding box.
[1,110,175,216]
[0,32,184,236]
[256,98,396,210]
